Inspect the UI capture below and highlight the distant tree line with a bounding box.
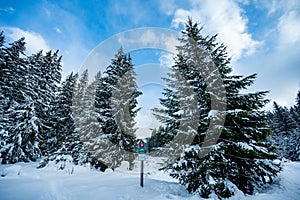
[268,91,300,161]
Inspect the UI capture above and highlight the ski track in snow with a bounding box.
[0,161,299,200]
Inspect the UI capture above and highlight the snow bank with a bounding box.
[0,161,299,200]
[241,161,300,200]
[0,164,22,177]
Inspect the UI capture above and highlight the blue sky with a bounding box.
[1,0,300,136]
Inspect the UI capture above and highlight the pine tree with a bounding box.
[0,32,5,159]
[73,69,89,128]
[38,73,80,168]
[292,90,300,160]
[94,48,141,169]
[151,61,200,161]
[269,94,300,161]
[271,102,296,159]
[0,32,64,164]
[157,19,280,198]
[272,103,297,134]
[150,88,181,149]
[72,70,108,171]
[27,50,62,156]
[0,35,43,163]
[291,90,300,126]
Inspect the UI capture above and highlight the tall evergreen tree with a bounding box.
[151,61,200,160]
[27,50,62,155]
[72,70,108,171]
[38,73,79,168]
[73,69,89,127]
[150,88,181,149]
[0,31,5,158]
[292,90,300,161]
[269,94,300,161]
[156,19,280,198]
[290,90,300,126]
[0,35,41,163]
[272,102,297,135]
[94,48,141,169]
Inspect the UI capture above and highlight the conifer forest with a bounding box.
[0,18,299,200]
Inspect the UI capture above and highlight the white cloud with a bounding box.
[115,28,180,55]
[43,7,51,17]
[159,52,175,68]
[278,11,300,49]
[139,30,159,47]
[235,3,300,108]
[171,9,190,28]
[0,7,15,13]
[257,0,299,15]
[252,0,300,108]
[54,27,62,33]
[171,0,260,61]
[134,84,165,138]
[256,0,300,50]
[2,27,50,55]
[257,0,281,15]
[159,0,177,15]
[135,105,163,138]
[277,10,300,49]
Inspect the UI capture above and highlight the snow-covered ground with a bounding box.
[0,159,299,200]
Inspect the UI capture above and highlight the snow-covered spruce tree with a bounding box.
[82,72,110,171]
[157,19,280,198]
[94,48,141,169]
[149,88,181,150]
[27,50,62,156]
[270,102,297,159]
[111,53,141,169]
[0,31,5,157]
[151,56,201,160]
[0,35,41,163]
[38,73,82,169]
[292,90,300,160]
[72,70,108,171]
[73,69,89,128]
[22,50,63,163]
[290,90,300,126]
[291,90,300,161]
[269,95,300,161]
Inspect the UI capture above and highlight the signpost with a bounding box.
[138,140,146,154]
[138,139,146,187]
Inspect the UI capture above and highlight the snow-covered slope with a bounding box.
[0,161,299,200]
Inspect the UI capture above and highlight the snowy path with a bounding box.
[0,163,197,200]
[0,161,299,200]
